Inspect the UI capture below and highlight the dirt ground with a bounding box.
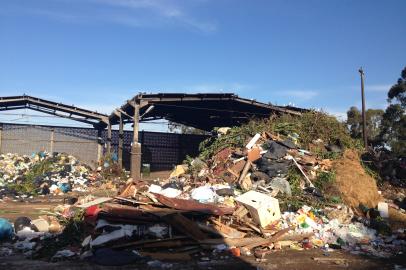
[1,198,406,270]
[1,249,405,270]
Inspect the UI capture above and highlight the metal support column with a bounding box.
[118,112,124,168]
[0,123,3,153]
[97,128,103,163]
[107,121,112,154]
[131,103,141,180]
[50,128,55,153]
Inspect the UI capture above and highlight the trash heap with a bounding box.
[0,127,404,266]
[0,112,405,266]
[0,152,96,199]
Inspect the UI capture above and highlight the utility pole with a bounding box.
[358,67,368,149]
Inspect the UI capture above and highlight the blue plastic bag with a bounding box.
[0,218,14,241]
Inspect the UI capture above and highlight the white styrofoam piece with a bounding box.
[246,133,261,149]
[235,190,281,228]
[377,202,389,218]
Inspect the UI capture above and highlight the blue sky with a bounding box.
[0,0,405,129]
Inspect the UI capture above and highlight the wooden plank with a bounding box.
[76,197,113,208]
[162,213,208,241]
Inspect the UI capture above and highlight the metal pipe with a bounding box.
[118,112,124,168]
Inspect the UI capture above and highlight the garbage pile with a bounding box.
[0,190,404,265]
[0,131,404,266]
[0,152,98,199]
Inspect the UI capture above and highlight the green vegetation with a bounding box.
[199,111,357,160]
[314,171,336,191]
[35,209,86,259]
[346,66,405,184]
[7,157,56,195]
[287,167,302,196]
[347,107,384,143]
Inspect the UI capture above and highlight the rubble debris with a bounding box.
[162,213,207,241]
[153,193,233,215]
[31,218,49,232]
[13,217,32,233]
[169,165,187,178]
[269,177,292,197]
[191,186,216,203]
[0,114,405,267]
[0,152,103,199]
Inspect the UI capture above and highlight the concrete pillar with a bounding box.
[50,128,55,153]
[107,121,112,155]
[97,128,103,163]
[118,112,124,169]
[131,103,141,180]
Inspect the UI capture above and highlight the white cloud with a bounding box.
[94,0,217,32]
[12,0,216,33]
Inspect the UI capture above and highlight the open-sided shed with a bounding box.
[108,93,304,179]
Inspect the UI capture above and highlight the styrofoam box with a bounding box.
[236,190,281,228]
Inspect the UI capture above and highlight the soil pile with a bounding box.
[333,150,381,209]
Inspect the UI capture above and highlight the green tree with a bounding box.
[346,106,384,143]
[379,66,406,157]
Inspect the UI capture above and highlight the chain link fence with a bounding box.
[0,123,209,171]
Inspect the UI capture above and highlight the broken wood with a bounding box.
[287,155,314,188]
[100,203,160,223]
[238,160,251,183]
[152,193,234,216]
[162,213,208,241]
[114,196,151,205]
[227,168,240,178]
[242,227,292,250]
[210,219,246,238]
[245,222,262,234]
[233,205,249,219]
[76,197,113,208]
[112,236,190,249]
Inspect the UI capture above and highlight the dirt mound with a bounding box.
[333,150,381,209]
